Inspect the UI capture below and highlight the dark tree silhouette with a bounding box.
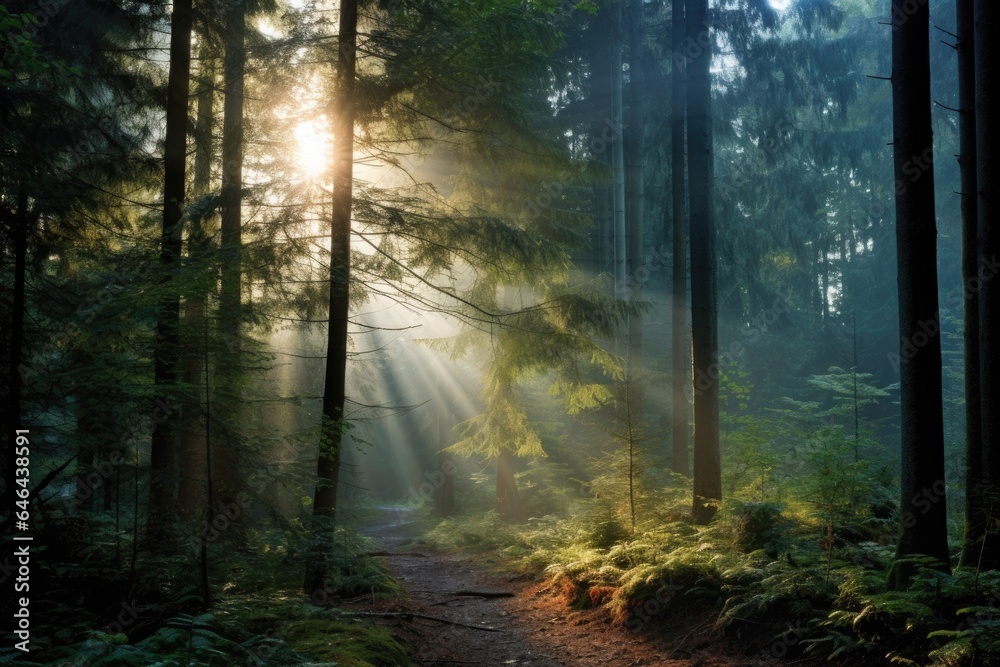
[686,0,721,525]
[148,0,194,545]
[975,0,999,570]
[670,0,689,477]
[956,0,983,568]
[889,0,949,581]
[216,0,248,538]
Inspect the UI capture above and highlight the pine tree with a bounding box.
[305,0,359,594]
[148,0,195,547]
[625,0,645,389]
[955,0,983,568]
[686,0,721,525]
[178,47,217,520]
[670,0,690,477]
[974,0,999,571]
[215,0,249,540]
[888,0,949,582]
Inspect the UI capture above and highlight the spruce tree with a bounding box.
[889,0,950,581]
[149,0,195,547]
[975,0,999,571]
[686,0,721,525]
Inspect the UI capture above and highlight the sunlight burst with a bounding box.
[294,119,331,179]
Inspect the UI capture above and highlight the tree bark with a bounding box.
[313,0,357,522]
[435,412,454,517]
[670,0,690,477]
[611,1,627,301]
[686,0,721,525]
[436,452,455,518]
[178,52,215,520]
[305,0,358,593]
[495,450,520,521]
[625,0,645,414]
[975,0,1000,570]
[889,0,950,582]
[956,0,983,568]
[148,0,193,546]
[215,0,247,539]
[587,9,613,278]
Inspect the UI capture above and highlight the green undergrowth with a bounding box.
[1,605,412,667]
[1,521,410,666]
[418,496,1000,666]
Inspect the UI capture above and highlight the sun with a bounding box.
[294,119,331,179]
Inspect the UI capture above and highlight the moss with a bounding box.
[281,619,412,667]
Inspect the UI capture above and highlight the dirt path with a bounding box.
[357,508,765,667]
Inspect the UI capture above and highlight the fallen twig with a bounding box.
[349,611,501,632]
[452,590,514,598]
[366,551,428,557]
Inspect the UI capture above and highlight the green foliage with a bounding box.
[281,620,411,666]
[422,484,999,667]
[578,499,631,550]
[53,614,253,666]
[732,501,792,556]
[720,362,784,502]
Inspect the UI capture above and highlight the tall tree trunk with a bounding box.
[670,0,690,477]
[975,0,1000,571]
[215,0,247,539]
[956,0,983,568]
[495,450,520,521]
[611,1,627,301]
[178,53,215,520]
[435,412,454,517]
[686,0,721,525]
[625,0,645,411]
[820,242,829,325]
[148,0,193,546]
[587,9,613,278]
[889,0,950,583]
[305,0,358,593]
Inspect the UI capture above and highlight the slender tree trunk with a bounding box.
[215,0,247,538]
[435,412,454,517]
[495,450,520,521]
[820,242,829,325]
[305,0,358,593]
[625,0,645,413]
[435,451,455,517]
[686,0,721,525]
[975,0,1000,571]
[148,0,193,546]
[956,0,983,568]
[588,9,613,278]
[178,53,215,520]
[74,382,99,513]
[313,0,357,523]
[670,0,690,477]
[611,1,627,301]
[889,0,950,583]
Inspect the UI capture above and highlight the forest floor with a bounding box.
[350,507,779,667]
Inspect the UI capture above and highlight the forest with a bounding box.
[1,0,999,664]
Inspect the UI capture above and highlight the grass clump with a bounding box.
[281,619,411,666]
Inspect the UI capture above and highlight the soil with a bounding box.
[352,508,783,667]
